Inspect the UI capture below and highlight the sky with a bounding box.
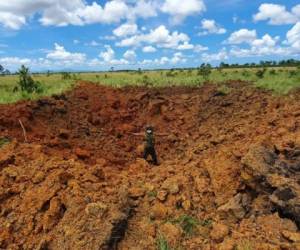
[0,0,300,72]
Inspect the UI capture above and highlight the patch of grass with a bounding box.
[217,85,232,95]
[156,234,172,250]
[1,67,300,103]
[235,240,253,250]
[0,137,10,148]
[171,215,199,236]
[147,190,157,198]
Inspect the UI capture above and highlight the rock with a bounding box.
[210,223,229,243]
[160,223,182,246]
[241,144,300,227]
[282,230,300,242]
[217,193,251,221]
[128,187,145,199]
[157,190,168,202]
[74,148,91,159]
[85,202,108,218]
[150,203,168,220]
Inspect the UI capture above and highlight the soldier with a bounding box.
[143,125,158,165]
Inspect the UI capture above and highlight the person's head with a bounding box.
[145,125,154,134]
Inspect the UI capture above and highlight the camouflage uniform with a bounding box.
[143,128,158,165]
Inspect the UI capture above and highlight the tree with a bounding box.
[0,64,4,73]
[198,63,212,81]
[17,65,42,93]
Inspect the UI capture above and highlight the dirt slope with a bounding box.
[0,81,300,249]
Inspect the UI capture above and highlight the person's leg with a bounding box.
[150,147,158,165]
[143,147,150,160]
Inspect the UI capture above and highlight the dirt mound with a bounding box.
[1,81,300,249]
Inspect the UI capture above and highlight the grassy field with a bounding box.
[0,67,300,104]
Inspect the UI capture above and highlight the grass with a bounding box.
[170,215,201,236]
[156,234,172,250]
[0,137,10,148]
[0,67,300,104]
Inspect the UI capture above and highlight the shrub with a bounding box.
[0,137,10,148]
[256,68,266,79]
[17,65,42,93]
[289,70,297,78]
[61,72,72,80]
[269,69,277,75]
[198,63,212,81]
[217,85,231,95]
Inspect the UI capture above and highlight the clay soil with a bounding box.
[1,81,300,250]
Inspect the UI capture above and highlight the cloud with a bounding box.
[113,23,138,37]
[0,57,31,67]
[85,40,101,47]
[123,50,136,61]
[227,29,257,44]
[142,46,157,53]
[194,44,209,52]
[161,0,206,24]
[199,19,226,35]
[0,0,158,30]
[202,49,228,62]
[253,3,300,25]
[99,45,115,62]
[140,52,187,65]
[116,25,190,50]
[286,22,300,51]
[46,43,86,63]
[98,45,130,65]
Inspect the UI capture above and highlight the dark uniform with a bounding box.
[143,126,158,165]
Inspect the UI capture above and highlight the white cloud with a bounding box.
[161,0,206,24]
[227,29,257,44]
[99,45,115,62]
[0,0,158,30]
[142,46,157,53]
[177,42,194,50]
[46,43,86,63]
[123,50,136,61]
[193,44,209,53]
[0,57,31,66]
[73,39,80,45]
[140,52,187,65]
[253,3,299,25]
[116,25,190,50]
[202,49,228,62]
[199,19,226,35]
[286,22,300,51]
[113,23,138,37]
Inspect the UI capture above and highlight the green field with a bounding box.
[0,67,300,104]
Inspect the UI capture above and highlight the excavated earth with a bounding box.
[1,81,300,250]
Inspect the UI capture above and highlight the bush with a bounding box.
[17,65,42,93]
[217,85,231,96]
[198,63,212,81]
[256,68,266,79]
[269,69,277,75]
[61,72,72,80]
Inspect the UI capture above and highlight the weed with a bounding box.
[269,69,277,75]
[235,240,253,250]
[217,85,231,95]
[256,69,266,79]
[198,63,212,81]
[156,235,171,250]
[0,137,10,148]
[147,190,157,198]
[172,215,199,236]
[17,65,42,93]
[61,72,72,80]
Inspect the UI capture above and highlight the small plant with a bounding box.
[104,74,108,79]
[147,190,157,198]
[198,63,212,81]
[255,68,266,79]
[217,85,231,96]
[0,137,10,148]
[289,70,297,78]
[156,234,171,250]
[242,70,250,77]
[166,71,176,77]
[17,65,42,93]
[172,215,199,236]
[269,69,277,75]
[61,72,72,80]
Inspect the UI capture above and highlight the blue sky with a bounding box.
[0,0,300,72]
